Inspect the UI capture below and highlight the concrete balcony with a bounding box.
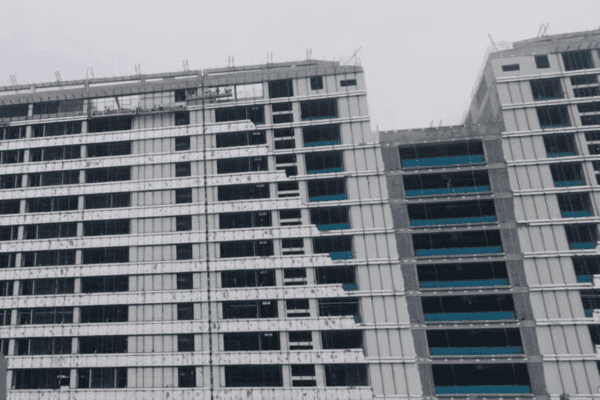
[402,154,485,169]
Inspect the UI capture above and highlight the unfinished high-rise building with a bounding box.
[379,28,600,399]
[0,61,421,398]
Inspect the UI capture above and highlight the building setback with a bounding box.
[0,61,422,399]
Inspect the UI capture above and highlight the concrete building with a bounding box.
[0,60,421,399]
[379,28,600,399]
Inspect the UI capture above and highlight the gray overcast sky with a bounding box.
[2,0,600,130]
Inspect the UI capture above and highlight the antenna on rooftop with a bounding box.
[134,63,141,75]
[183,60,189,71]
[306,48,312,60]
[488,34,499,52]
[9,75,19,93]
[429,120,434,127]
[54,71,62,87]
[537,23,549,37]
[344,47,362,66]
[86,67,95,80]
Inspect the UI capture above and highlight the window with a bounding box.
[0,103,28,119]
[29,145,80,162]
[322,330,363,349]
[316,266,357,287]
[0,225,18,241]
[289,331,312,350]
[85,192,130,209]
[20,278,74,295]
[535,55,550,68]
[400,141,485,167]
[0,174,21,189]
[224,332,280,351]
[536,105,571,128]
[324,364,368,386]
[88,116,132,133]
[307,178,346,201]
[176,188,193,204]
[269,79,293,98]
[0,309,10,325]
[284,268,307,285]
[225,365,283,387]
[287,299,310,317]
[33,100,83,115]
[572,75,599,85]
[17,307,73,324]
[175,111,190,126]
[313,236,353,254]
[81,276,128,293]
[543,133,577,157]
[305,151,343,173]
[28,170,79,187]
[501,64,520,72]
[0,280,13,296]
[217,156,268,174]
[565,223,598,248]
[303,124,341,146]
[318,298,360,317]
[177,273,193,289]
[0,126,26,140]
[549,162,585,186]
[16,337,72,355]
[86,167,130,183]
[177,244,193,260]
[417,262,508,288]
[562,50,595,71]
[310,76,323,90]
[82,247,129,264]
[175,162,191,177]
[0,199,20,215]
[219,211,272,229]
[77,368,127,388]
[176,136,191,151]
[175,89,187,102]
[178,334,195,351]
[340,79,357,87]
[218,183,269,201]
[422,294,516,320]
[222,270,275,288]
[557,192,593,217]
[223,300,278,319]
[80,305,128,323]
[84,219,130,236]
[413,230,503,256]
[301,98,338,120]
[0,253,16,269]
[530,78,563,100]
[178,366,196,388]
[13,368,71,390]
[273,113,293,124]
[31,121,82,137]
[87,141,131,157]
[575,87,600,98]
[176,215,192,231]
[272,102,292,112]
[21,250,76,267]
[79,336,128,354]
[177,303,194,320]
[0,339,6,355]
[291,364,316,387]
[216,130,266,148]
[220,240,273,258]
[27,195,78,212]
[0,150,24,164]
[310,206,350,228]
[282,238,304,255]
[215,105,265,124]
[432,364,530,393]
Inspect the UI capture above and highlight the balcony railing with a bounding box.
[430,346,523,356]
[317,223,351,231]
[307,168,343,174]
[562,211,593,218]
[402,155,485,169]
[305,140,341,147]
[569,242,596,250]
[548,152,575,158]
[420,278,509,289]
[424,311,516,322]
[555,180,585,187]
[435,385,531,395]
[309,194,347,202]
[410,215,496,227]
[415,246,502,257]
[330,251,354,260]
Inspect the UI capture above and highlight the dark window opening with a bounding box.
[0,280,13,296]
[217,156,268,174]
[219,211,271,229]
[412,230,503,256]
[216,130,266,148]
[24,222,77,240]
[224,332,280,351]
[280,209,301,225]
[0,104,28,119]
[222,269,275,288]
[223,300,278,319]
[17,307,73,325]
[0,174,21,190]
[273,114,293,124]
[574,256,600,281]
[84,192,130,209]
[0,253,15,269]
[432,364,530,393]
[27,195,78,213]
[417,262,508,288]
[177,273,193,290]
[322,330,363,349]
[310,76,324,90]
[175,111,190,126]
[558,192,593,217]
[427,328,522,353]
[535,55,550,69]
[176,188,192,204]
[80,305,128,323]
[318,298,360,317]
[82,247,129,264]
[0,309,10,325]
[177,244,193,260]
[536,105,571,128]
[87,141,131,157]
[178,366,196,388]
[307,178,346,201]
[1,126,26,140]
[177,303,194,320]
[324,364,368,386]
[218,183,269,201]
[272,102,292,112]
[313,236,353,254]
[422,294,516,317]
[16,337,72,355]
[340,79,357,87]
[287,299,310,317]
[28,170,79,187]
[303,124,341,146]
[22,250,76,267]
[20,278,74,296]
[305,151,343,173]
[565,223,598,249]
[0,199,20,215]
[29,145,80,162]
[86,167,130,183]
[530,78,564,100]
[562,50,595,71]
[215,105,265,124]
[176,215,192,231]
[269,79,293,98]
[575,87,600,98]
[175,162,191,177]
[301,98,338,120]
[407,199,496,226]
[81,276,128,293]
[178,334,194,351]
[0,226,18,241]
[79,336,128,354]
[543,133,577,157]
[225,365,283,387]
[84,219,130,236]
[31,121,82,138]
[33,100,83,116]
[316,266,357,288]
[572,75,599,86]
[549,162,585,186]
[175,89,187,102]
[403,170,490,196]
[501,64,520,72]
[176,136,191,151]
[220,240,273,258]
[88,116,132,133]
[399,140,484,168]
[0,149,24,164]
[13,368,71,389]
[77,368,127,388]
